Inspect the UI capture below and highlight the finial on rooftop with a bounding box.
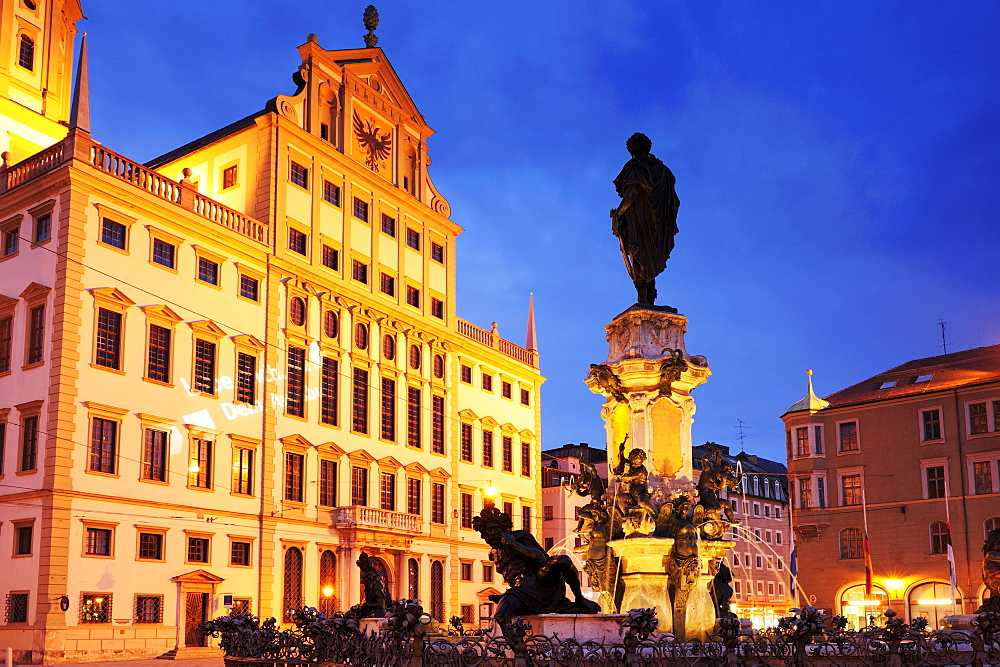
[526,293,538,352]
[784,368,829,414]
[363,5,379,48]
[69,34,90,133]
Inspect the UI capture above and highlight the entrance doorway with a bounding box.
[184,592,208,647]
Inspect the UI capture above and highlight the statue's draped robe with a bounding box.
[495,530,581,614]
[612,154,679,284]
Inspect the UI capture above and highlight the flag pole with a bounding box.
[861,486,874,606]
[943,475,957,617]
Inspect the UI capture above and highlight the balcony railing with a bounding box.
[0,131,270,246]
[456,318,538,367]
[330,506,421,533]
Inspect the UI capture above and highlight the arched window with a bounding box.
[319,550,336,615]
[839,584,888,631]
[18,34,34,71]
[430,561,444,620]
[929,521,949,555]
[839,528,863,559]
[752,476,760,496]
[985,516,1000,539]
[407,558,419,600]
[763,479,771,498]
[908,581,961,629]
[283,547,303,621]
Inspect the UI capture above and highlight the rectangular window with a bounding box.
[0,316,12,372]
[380,272,395,296]
[322,245,339,271]
[134,595,163,624]
[19,415,38,471]
[817,477,826,508]
[352,259,369,284]
[80,593,111,623]
[152,238,175,268]
[381,377,396,441]
[2,225,18,256]
[319,460,337,506]
[501,381,512,399]
[483,564,494,582]
[521,441,531,477]
[351,466,368,506]
[89,417,117,474]
[290,161,309,188]
[189,439,212,489]
[380,472,396,511]
[813,425,824,454]
[522,506,532,531]
[431,483,445,524]
[233,448,253,496]
[431,242,444,263]
[482,373,493,392]
[798,478,812,509]
[14,524,33,555]
[141,429,167,482]
[461,423,473,462]
[230,541,251,567]
[407,478,421,515]
[33,213,50,243]
[85,527,112,556]
[286,346,306,417]
[922,409,942,441]
[407,386,421,448]
[431,298,444,319]
[27,305,44,364]
[352,197,369,222]
[838,422,859,452]
[970,403,989,435]
[285,452,304,502]
[187,537,210,563]
[841,474,862,506]
[101,218,127,250]
[460,364,472,384]
[483,431,494,467]
[94,308,122,369]
[239,274,259,301]
[405,228,420,250]
[138,533,163,560]
[926,465,946,499]
[460,564,473,582]
[973,460,994,495]
[795,427,809,457]
[381,214,396,237]
[288,228,307,255]
[322,180,340,206]
[460,492,473,528]
[502,436,513,472]
[352,368,369,433]
[544,505,554,521]
[222,165,238,189]
[197,257,219,285]
[521,388,530,406]
[236,352,256,404]
[406,286,420,308]
[193,339,216,394]
[146,324,171,382]
[431,395,445,454]
[321,358,338,425]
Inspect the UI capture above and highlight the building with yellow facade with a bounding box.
[0,2,543,662]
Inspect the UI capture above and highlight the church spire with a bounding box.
[69,35,90,133]
[525,293,537,352]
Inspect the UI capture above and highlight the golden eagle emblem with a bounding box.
[353,111,392,172]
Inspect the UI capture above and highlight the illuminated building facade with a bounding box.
[783,347,1000,630]
[693,443,792,629]
[0,2,542,661]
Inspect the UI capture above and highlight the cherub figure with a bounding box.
[612,438,656,535]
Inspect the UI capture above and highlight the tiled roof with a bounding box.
[823,344,1000,408]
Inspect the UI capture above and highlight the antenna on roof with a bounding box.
[938,319,948,354]
[734,418,750,453]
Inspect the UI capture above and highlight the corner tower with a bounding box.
[0,0,83,161]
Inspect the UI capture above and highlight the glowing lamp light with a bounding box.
[483,482,498,497]
[916,599,952,605]
[884,579,904,594]
[94,597,104,604]
[322,587,334,597]
[189,464,200,473]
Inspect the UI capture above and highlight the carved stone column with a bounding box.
[585,305,710,497]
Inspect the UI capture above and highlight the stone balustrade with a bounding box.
[457,318,538,367]
[330,505,421,533]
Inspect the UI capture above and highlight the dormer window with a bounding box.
[915,374,933,383]
[879,380,897,389]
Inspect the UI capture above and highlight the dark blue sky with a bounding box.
[83,2,1000,463]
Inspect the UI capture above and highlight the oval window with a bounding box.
[323,310,339,339]
[409,344,421,369]
[289,297,307,327]
[383,334,396,360]
[355,323,368,350]
[433,354,445,379]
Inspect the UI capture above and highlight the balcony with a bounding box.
[330,506,421,533]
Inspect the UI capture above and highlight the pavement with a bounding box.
[14,660,224,667]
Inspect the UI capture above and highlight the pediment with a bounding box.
[231,333,265,351]
[458,408,479,422]
[499,423,517,435]
[279,434,314,450]
[481,416,499,428]
[477,587,502,599]
[428,466,451,480]
[188,319,227,337]
[518,429,536,440]
[377,455,403,470]
[347,448,377,463]
[318,441,347,457]
[403,461,429,475]
[171,569,225,584]
[19,282,51,301]
[0,294,17,311]
[88,287,136,307]
[140,304,182,322]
